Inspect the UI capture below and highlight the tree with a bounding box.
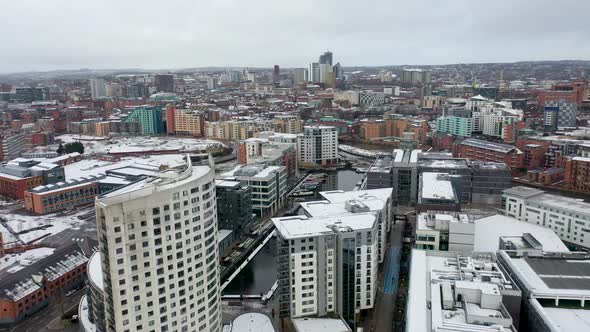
[56,143,65,155]
[64,142,85,154]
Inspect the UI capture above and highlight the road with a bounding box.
[0,290,83,332]
[362,218,405,332]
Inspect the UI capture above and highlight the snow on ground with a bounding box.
[1,209,93,244]
[0,223,18,244]
[54,135,225,155]
[0,247,56,273]
[0,197,14,206]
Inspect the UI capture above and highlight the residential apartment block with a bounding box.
[124,107,164,135]
[220,164,287,217]
[273,213,378,330]
[503,186,590,249]
[300,188,393,264]
[297,126,338,167]
[215,180,252,240]
[166,106,205,137]
[92,159,221,332]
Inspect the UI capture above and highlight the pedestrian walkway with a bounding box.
[383,246,400,294]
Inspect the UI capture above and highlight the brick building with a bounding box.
[25,180,99,215]
[359,120,385,139]
[453,138,523,173]
[166,106,205,137]
[562,156,590,194]
[537,80,588,107]
[0,242,94,325]
[521,144,547,170]
[0,160,65,200]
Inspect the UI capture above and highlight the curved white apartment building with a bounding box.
[86,158,220,332]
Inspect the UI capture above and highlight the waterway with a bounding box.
[222,237,276,295]
[222,169,366,295]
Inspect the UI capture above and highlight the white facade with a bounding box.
[415,212,474,252]
[319,63,332,84]
[273,214,378,328]
[465,95,489,111]
[478,105,523,138]
[297,126,338,167]
[220,164,287,216]
[301,188,393,263]
[95,159,221,332]
[503,186,590,248]
[406,251,518,332]
[294,68,307,85]
[90,78,106,99]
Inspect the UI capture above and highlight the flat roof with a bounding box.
[407,251,516,332]
[292,317,351,332]
[272,214,376,240]
[230,313,275,332]
[319,188,392,203]
[542,307,590,331]
[461,138,519,154]
[474,215,569,252]
[87,251,103,291]
[420,172,456,201]
[502,186,544,198]
[300,200,385,218]
[215,180,241,188]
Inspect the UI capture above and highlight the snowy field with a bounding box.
[53,135,225,155]
[0,207,95,244]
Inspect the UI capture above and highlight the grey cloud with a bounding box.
[0,0,589,73]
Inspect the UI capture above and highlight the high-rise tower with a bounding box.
[88,157,221,332]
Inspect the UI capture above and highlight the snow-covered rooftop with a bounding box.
[292,317,351,332]
[319,188,392,203]
[407,251,516,332]
[55,134,224,155]
[419,172,456,201]
[272,214,376,240]
[474,215,568,252]
[227,313,275,332]
[97,161,211,206]
[87,251,103,291]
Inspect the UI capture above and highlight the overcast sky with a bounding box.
[1,0,589,73]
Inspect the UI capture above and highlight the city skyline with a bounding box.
[1,0,589,73]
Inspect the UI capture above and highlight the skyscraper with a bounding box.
[319,63,333,84]
[90,79,106,99]
[273,65,280,84]
[154,74,175,93]
[93,157,221,332]
[294,68,306,85]
[310,63,320,84]
[333,62,344,80]
[319,51,333,66]
[206,77,218,90]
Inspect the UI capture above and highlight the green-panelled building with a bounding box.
[123,107,164,135]
[436,116,473,137]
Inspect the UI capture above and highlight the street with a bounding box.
[362,217,405,332]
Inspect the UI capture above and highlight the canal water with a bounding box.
[222,169,365,295]
[222,237,277,295]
